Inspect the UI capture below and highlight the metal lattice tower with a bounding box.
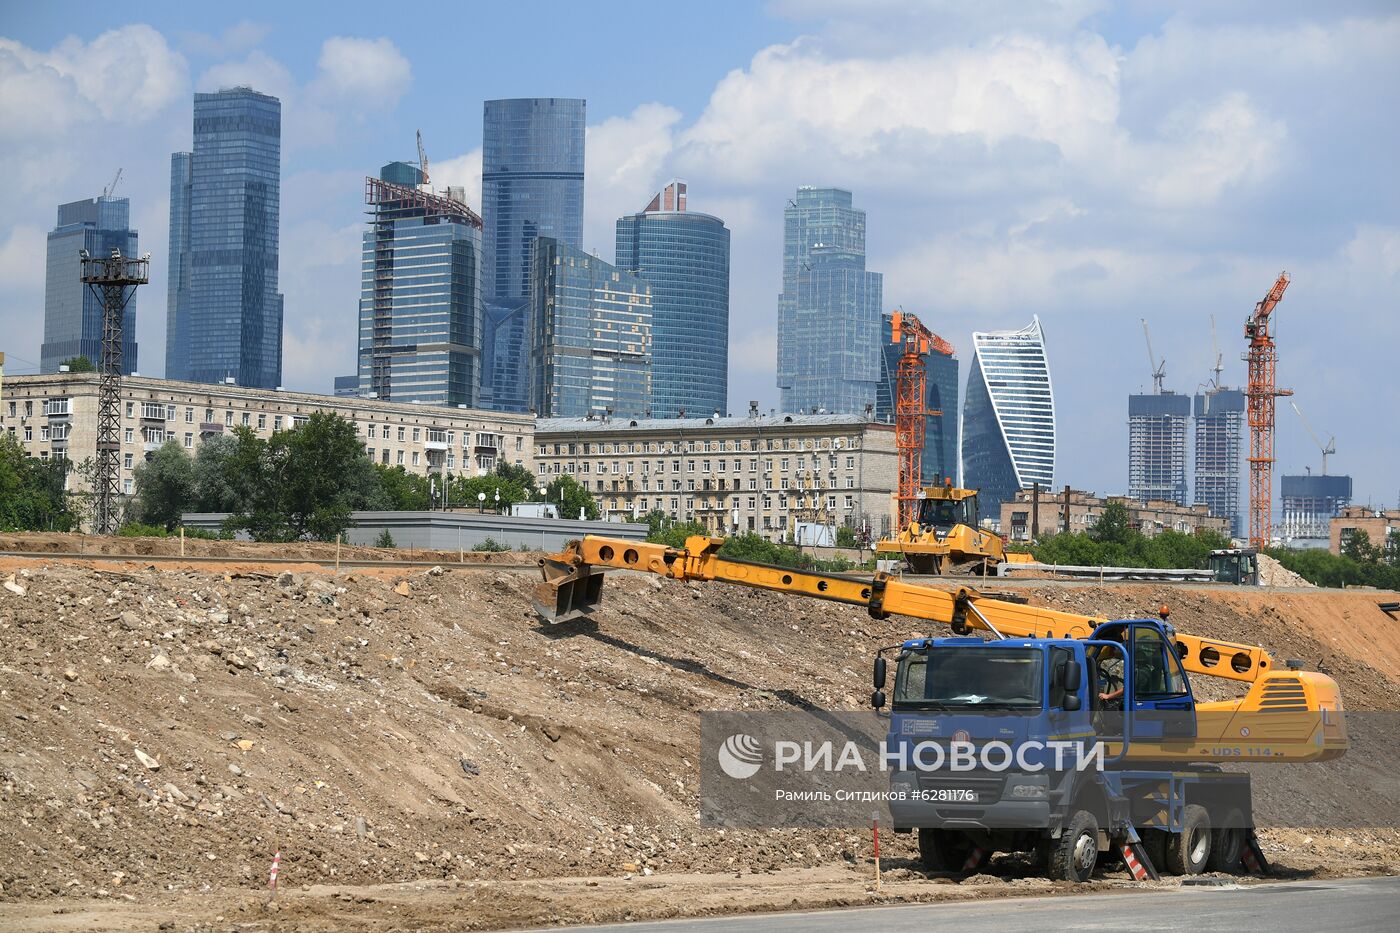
[80,248,148,534]
[1243,272,1291,549]
[889,311,951,529]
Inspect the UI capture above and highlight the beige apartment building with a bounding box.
[535,409,898,540]
[1330,506,1400,557]
[1000,488,1231,542]
[0,373,533,496]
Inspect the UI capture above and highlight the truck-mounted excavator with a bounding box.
[536,534,1347,881]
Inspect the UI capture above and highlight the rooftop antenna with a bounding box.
[1141,318,1165,394]
[103,168,122,199]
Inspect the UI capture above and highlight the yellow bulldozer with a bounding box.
[876,480,1036,575]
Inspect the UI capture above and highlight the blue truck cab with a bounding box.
[874,619,1253,881]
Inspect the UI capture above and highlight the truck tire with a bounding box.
[1139,828,1169,874]
[1165,804,1212,875]
[1046,810,1100,882]
[1208,808,1246,872]
[917,828,973,873]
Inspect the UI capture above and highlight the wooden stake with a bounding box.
[335,534,342,573]
[872,811,881,892]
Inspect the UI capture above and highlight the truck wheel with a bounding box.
[1139,828,1168,873]
[917,828,972,873]
[1046,810,1099,882]
[1165,804,1212,875]
[1208,808,1246,872]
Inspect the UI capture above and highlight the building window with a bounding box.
[398,426,406,442]
[204,408,214,423]
[845,496,854,509]
[274,416,283,431]
[123,428,133,443]
[242,412,251,427]
[396,450,404,465]
[185,407,194,424]
[123,453,133,469]
[123,479,132,494]
[257,413,266,430]
[125,402,134,417]
[412,427,421,442]
[382,450,390,464]
[412,452,420,466]
[224,410,233,426]
[846,476,855,489]
[184,433,194,449]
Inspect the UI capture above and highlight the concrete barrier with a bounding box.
[180,511,647,553]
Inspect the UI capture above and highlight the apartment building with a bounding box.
[1,373,533,496]
[535,408,897,540]
[1000,487,1230,542]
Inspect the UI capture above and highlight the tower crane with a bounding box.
[1243,272,1292,548]
[1209,315,1224,390]
[889,310,946,529]
[103,168,122,199]
[416,130,430,189]
[1140,319,1165,394]
[1290,401,1336,475]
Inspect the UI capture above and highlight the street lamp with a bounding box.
[477,491,486,513]
[493,488,501,514]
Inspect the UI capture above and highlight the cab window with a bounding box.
[1132,627,1188,699]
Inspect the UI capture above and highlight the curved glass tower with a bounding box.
[480,98,585,412]
[616,180,730,417]
[960,316,1055,522]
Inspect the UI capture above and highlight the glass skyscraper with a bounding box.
[357,163,484,407]
[530,237,651,419]
[616,180,730,417]
[1128,392,1191,505]
[480,98,585,412]
[961,317,1056,521]
[876,314,959,486]
[167,87,282,389]
[41,196,139,373]
[1194,388,1246,537]
[777,187,882,415]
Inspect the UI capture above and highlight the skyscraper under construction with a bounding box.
[1194,388,1246,538]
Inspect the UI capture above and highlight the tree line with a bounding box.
[1,411,599,541]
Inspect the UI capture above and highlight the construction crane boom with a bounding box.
[1141,319,1165,394]
[1290,401,1336,475]
[103,168,122,199]
[1209,314,1224,389]
[1244,272,1293,547]
[416,130,430,188]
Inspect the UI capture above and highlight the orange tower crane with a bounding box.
[1244,272,1292,548]
[890,311,952,529]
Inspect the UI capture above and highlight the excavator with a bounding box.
[535,534,1347,881]
[875,479,1035,575]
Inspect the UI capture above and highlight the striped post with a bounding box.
[268,850,281,895]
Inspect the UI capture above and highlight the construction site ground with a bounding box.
[1,533,1397,930]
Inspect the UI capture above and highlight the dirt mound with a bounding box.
[0,531,538,566]
[1258,554,1315,587]
[0,560,1396,912]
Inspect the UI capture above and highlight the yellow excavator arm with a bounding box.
[536,535,1346,763]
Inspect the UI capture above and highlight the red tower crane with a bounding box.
[890,311,952,529]
[1244,272,1292,548]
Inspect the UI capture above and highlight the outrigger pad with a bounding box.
[533,558,605,624]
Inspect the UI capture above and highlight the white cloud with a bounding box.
[583,103,683,257]
[180,20,272,58]
[312,37,412,107]
[433,148,483,213]
[0,26,187,139]
[1144,92,1287,208]
[197,49,296,101]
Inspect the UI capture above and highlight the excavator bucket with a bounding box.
[534,555,605,624]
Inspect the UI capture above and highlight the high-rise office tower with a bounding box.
[357,163,484,407]
[776,187,883,415]
[167,87,282,389]
[875,313,959,486]
[1128,392,1191,505]
[41,195,139,373]
[480,98,585,412]
[1280,473,1352,545]
[1193,388,1246,537]
[616,180,730,418]
[530,237,651,419]
[961,317,1056,521]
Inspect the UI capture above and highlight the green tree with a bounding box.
[374,464,432,510]
[191,431,263,513]
[60,355,95,372]
[1088,500,1134,545]
[1340,529,1383,564]
[836,525,859,548]
[494,460,537,493]
[131,440,195,530]
[231,413,368,542]
[544,475,600,520]
[375,529,396,548]
[0,434,74,530]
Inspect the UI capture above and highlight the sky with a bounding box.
[2,0,1397,508]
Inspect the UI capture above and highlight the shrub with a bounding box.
[117,522,169,538]
[375,530,396,549]
[474,537,511,552]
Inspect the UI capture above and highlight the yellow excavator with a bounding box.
[876,480,1035,575]
[536,534,1347,879]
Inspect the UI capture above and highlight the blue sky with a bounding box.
[2,1,1397,509]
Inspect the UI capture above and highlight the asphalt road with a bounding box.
[528,877,1400,933]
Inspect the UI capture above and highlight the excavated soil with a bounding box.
[0,549,1397,930]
